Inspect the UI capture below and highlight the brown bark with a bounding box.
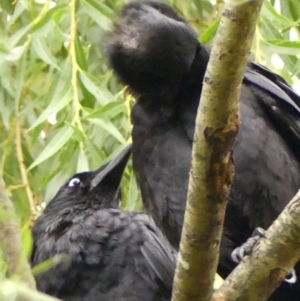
[213,190,300,301]
[171,1,264,301]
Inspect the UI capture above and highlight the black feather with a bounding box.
[106,2,300,300]
[31,144,176,301]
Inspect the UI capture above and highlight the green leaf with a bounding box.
[79,71,113,105]
[262,2,297,28]
[28,127,73,170]
[82,100,125,120]
[122,169,141,211]
[31,254,69,276]
[75,36,88,71]
[14,44,28,110]
[5,44,27,62]
[1,0,14,14]
[84,139,104,167]
[80,0,113,31]
[28,87,73,131]
[7,0,27,27]
[32,37,60,69]
[291,58,300,77]
[265,39,300,55]
[77,148,89,172]
[31,5,67,33]
[89,118,126,144]
[21,224,33,260]
[200,18,220,44]
[8,24,31,49]
[64,122,85,142]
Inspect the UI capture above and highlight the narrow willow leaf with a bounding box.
[39,140,77,192]
[31,254,69,276]
[8,24,31,49]
[28,127,73,170]
[21,224,33,260]
[89,118,126,144]
[1,0,14,14]
[265,39,300,55]
[291,58,300,77]
[194,0,214,16]
[5,44,27,61]
[0,85,11,128]
[84,138,104,166]
[200,18,220,44]
[65,122,85,142]
[74,36,88,70]
[122,169,140,211]
[77,148,89,172]
[275,0,300,25]
[84,0,114,18]
[28,87,73,131]
[262,1,296,27]
[31,5,67,33]
[32,37,60,69]
[82,100,125,120]
[80,0,113,31]
[7,0,27,27]
[14,45,28,110]
[79,71,113,105]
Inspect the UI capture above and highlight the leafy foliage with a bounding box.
[0,0,299,299]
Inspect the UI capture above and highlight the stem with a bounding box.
[69,0,84,137]
[15,120,36,216]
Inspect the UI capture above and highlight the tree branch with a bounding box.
[213,190,300,301]
[0,175,36,294]
[15,120,37,217]
[171,1,264,301]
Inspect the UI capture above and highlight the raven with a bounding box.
[31,144,176,301]
[106,1,300,300]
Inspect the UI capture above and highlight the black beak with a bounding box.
[90,144,132,190]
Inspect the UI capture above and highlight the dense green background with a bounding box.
[0,0,299,299]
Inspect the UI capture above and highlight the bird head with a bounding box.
[43,144,132,215]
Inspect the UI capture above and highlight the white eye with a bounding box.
[68,177,81,187]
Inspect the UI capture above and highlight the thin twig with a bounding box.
[15,120,37,216]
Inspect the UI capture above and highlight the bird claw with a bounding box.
[252,227,266,238]
[231,227,266,264]
[232,228,297,285]
[231,246,245,263]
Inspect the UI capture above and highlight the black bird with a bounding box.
[106,2,300,300]
[31,144,176,301]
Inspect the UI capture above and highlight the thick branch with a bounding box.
[213,190,300,301]
[0,175,36,292]
[171,1,264,301]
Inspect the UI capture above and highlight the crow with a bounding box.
[31,144,176,301]
[105,2,300,300]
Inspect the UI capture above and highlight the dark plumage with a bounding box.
[31,145,176,301]
[106,2,300,300]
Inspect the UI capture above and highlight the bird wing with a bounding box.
[134,125,192,249]
[139,216,177,290]
[244,63,300,162]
